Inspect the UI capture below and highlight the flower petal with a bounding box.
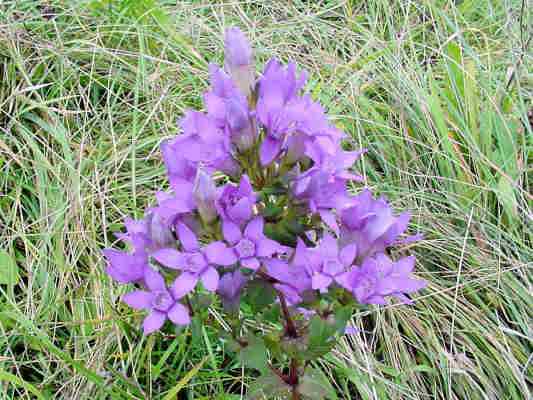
[170,272,198,299]
[228,197,252,223]
[167,303,191,325]
[222,220,242,245]
[312,273,333,291]
[319,233,339,258]
[259,135,282,166]
[201,267,220,292]
[152,248,185,269]
[144,268,166,292]
[319,209,339,235]
[244,216,264,241]
[256,238,281,257]
[176,222,199,251]
[143,310,166,335]
[102,249,145,283]
[122,290,154,310]
[241,257,260,270]
[204,242,237,266]
[339,243,357,267]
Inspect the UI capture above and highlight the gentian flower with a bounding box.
[163,111,239,179]
[305,234,357,292]
[216,174,256,229]
[339,190,418,261]
[223,216,285,270]
[102,248,148,284]
[193,169,218,224]
[205,65,256,151]
[291,167,352,233]
[256,59,307,165]
[160,137,198,188]
[218,270,248,312]
[264,258,311,306]
[152,187,196,226]
[224,27,255,97]
[122,269,190,334]
[103,26,427,352]
[115,213,175,254]
[152,222,237,292]
[338,254,426,305]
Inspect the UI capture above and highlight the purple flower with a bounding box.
[114,216,152,253]
[152,186,196,226]
[161,137,198,189]
[283,96,337,164]
[104,213,176,284]
[291,167,352,233]
[122,268,191,335]
[147,212,176,251]
[306,145,365,183]
[205,65,256,151]
[193,169,218,224]
[102,248,149,284]
[264,257,311,306]
[223,216,285,270]
[304,234,357,293]
[152,222,237,293]
[224,27,255,97]
[163,111,239,181]
[216,175,256,228]
[115,213,175,254]
[340,190,418,261]
[226,96,256,151]
[338,254,426,305]
[257,59,308,165]
[218,270,248,312]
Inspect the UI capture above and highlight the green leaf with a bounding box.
[332,305,353,334]
[0,250,19,286]
[298,367,338,400]
[238,333,269,372]
[243,279,276,314]
[246,369,291,400]
[305,316,337,360]
[263,331,282,359]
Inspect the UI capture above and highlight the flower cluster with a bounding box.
[103,27,425,336]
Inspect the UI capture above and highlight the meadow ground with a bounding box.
[0,0,531,399]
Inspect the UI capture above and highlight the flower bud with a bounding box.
[227,98,255,151]
[148,212,175,251]
[193,169,218,224]
[224,27,255,97]
[217,270,247,313]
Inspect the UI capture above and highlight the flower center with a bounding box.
[226,192,240,207]
[236,238,255,258]
[152,291,173,311]
[186,252,207,272]
[324,259,343,276]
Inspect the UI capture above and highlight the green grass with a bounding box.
[0,0,531,398]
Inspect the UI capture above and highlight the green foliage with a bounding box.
[242,278,276,314]
[298,367,338,400]
[246,369,291,400]
[236,333,269,373]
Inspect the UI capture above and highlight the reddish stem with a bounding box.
[278,291,297,338]
[289,358,300,399]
